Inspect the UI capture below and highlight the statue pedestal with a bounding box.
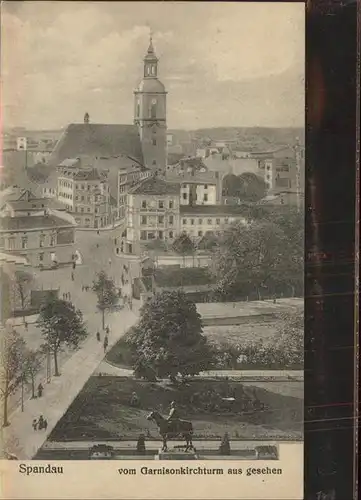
[156,449,199,460]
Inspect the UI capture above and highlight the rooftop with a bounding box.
[129,176,180,196]
[48,123,144,166]
[0,214,75,231]
[59,167,104,182]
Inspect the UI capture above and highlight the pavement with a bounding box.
[41,439,282,450]
[95,361,303,381]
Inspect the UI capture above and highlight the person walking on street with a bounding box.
[96,331,101,342]
[37,383,43,398]
[105,325,110,335]
[32,419,38,431]
[38,415,45,430]
[103,336,109,353]
[71,272,74,281]
[43,418,48,431]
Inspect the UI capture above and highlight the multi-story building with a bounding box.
[118,163,151,219]
[0,190,76,267]
[164,171,221,206]
[122,175,180,254]
[57,158,110,228]
[179,205,247,242]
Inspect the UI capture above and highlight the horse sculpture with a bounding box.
[147,411,194,452]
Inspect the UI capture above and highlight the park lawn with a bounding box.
[49,376,303,442]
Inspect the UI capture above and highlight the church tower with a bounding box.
[134,36,167,172]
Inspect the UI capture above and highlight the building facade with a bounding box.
[57,159,110,228]
[118,164,151,219]
[122,176,180,254]
[0,191,76,268]
[134,37,167,172]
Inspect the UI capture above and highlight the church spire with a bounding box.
[143,31,158,78]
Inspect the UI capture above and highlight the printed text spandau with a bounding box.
[19,464,64,475]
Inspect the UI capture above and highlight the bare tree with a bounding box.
[12,270,33,323]
[23,348,42,399]
[0,328,26,427]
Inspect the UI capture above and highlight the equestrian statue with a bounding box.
[147,402,194,452]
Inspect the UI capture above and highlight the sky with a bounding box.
[1,1,305,131]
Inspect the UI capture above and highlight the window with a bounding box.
[158,231,163,240]
[158,201,164,209]
[141,216,147,225]
[207,219,212,225]
[182,193,187,200]
[95,208,98,214]
[169,215,174,225]
[76,184,79,189]
[152,160,157,166]
[204,184,208,189]
[198,231,203,237]
[8,237,15,250]
[204,194,208,202]
[21,236,28,249]
[158,215,164,224]
[81,196,85,201]
[87,196,91,202]
[216,218,221,225]
[169,231,174,239]
[87,208,91,212]
[0,237,4,248]
[148,232,155,240]
[140,231,147,240]
[81,207,84,213]
[225,217,229,224]
[81,184,85,190]
[191,219,194,225]
[75,196,79,201]
[169,200,173,209]
[142,200,147,209]
[152,139,157,146]
[50,234,56,246]
[150,99,157,119]
[198,219,203,224]
[39,235,45,248]
[87,185,91,191]
[182,218,187,225]
[39,253,44,262]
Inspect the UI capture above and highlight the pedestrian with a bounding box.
[105,325,110,335]
[43,419,48,431]
[37,383,43,398]
[38,415,45,430]
[32,419,38,431]
[72,261,76,270]
[62,292,65,300]
[97,230,100,235]
[82,285,84,292]
[96,331,100,342]
[71,272,74,281]
[108,258,111,266]
[96,243,99,248]
[24,321,28,330]
[103,337,108,353]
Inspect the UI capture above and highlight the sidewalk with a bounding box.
[2,304,139,460]
[95,361,303,381]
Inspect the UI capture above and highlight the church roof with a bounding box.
[47,123,144,166]
[129,175,180,196]
[136,78,166,93]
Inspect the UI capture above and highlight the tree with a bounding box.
[126,290,214,380]
[38,298,87,376]
[276,309,303,365]
[12,270,33,322]
[92,271,119,330]
[172,233,196,265]
[0,328,26,426]
[23,348,42,399]
[238,173,267,202]
[212,219,302,300]
[197,231,218,252]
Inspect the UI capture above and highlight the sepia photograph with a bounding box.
[1,1,304,498]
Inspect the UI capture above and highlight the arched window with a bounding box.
[150,99,157,119]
